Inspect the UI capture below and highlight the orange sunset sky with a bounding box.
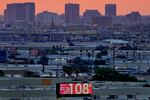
[0,0,150,15]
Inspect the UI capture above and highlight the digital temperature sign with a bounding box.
[56,83,93,97]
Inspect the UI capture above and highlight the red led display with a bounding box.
[57,83,93,97]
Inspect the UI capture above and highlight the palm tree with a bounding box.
[73,65,80,79]
[92,50,95,58]
[86,49,88,56]
[80,48,83,57]
[87,52,91,59]
[62,65,73,78]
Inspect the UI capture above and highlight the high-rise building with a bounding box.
[126,11,141,26]
[105,4,116,17]
[65,3,80,25]
[36,11,59,26]
[0,15,4,24]
[25,3,35,25]
[4,2,35,26]
[92,16,112,27]
[59,14,65,25]
[83,10,100,25]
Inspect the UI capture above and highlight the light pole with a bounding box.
[138,51,141,73]
[41,50,47,73]
[148,51,150,69]
[22,78,25,100]
[55,58,59,78]
[113,45,116,70]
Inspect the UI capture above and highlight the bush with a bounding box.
[92,67,138,82]
[23,71,40,77]
[62,64,91,77]
[94,59,106,65]
[101,51,108,56]
[147,68,150,74]
[0,70,4,77]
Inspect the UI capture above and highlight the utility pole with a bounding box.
[138,52,141,73]
[113,45,116,70]
[146,50,149,70]
[42,50,47,73]
[56,62,58,78]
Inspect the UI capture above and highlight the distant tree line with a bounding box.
[92,67,138,82]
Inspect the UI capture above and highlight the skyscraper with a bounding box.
[65,3,80,25]
[105,4,116,17]
[92,16,112,27]
[83,10,100,25]
[25,3,35,25]
[36,11,59,26]
[4,2,35,26]
[126,11,141,26]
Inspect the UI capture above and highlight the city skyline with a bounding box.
[0,0,150,16]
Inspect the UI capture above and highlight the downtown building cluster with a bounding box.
[2,2,148,27]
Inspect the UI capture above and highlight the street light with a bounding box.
[113,45,116,70]
[41,50,47,73]
[55,58,59,78]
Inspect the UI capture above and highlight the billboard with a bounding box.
[56,83,93,97]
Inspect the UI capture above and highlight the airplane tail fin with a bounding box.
[66,38,75,46]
